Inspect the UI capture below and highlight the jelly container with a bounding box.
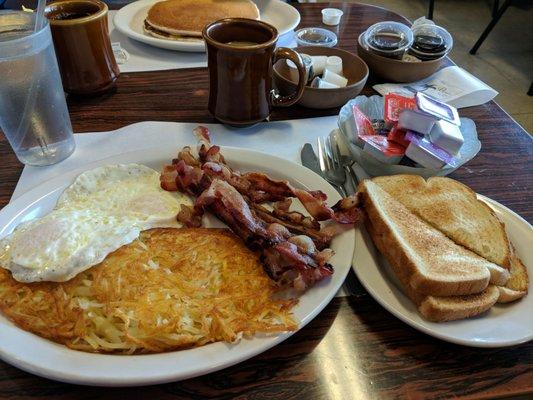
[362,21,413,59]
[409,23,453,60]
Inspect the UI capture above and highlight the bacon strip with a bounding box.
[196,180,266,238]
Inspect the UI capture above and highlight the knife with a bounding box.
[300,143,323,176]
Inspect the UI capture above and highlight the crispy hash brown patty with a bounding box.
[0,228,297,354]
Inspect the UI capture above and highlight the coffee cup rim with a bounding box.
[202,18,279,50]
[45,0,107,25]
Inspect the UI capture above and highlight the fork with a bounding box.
[317,136,347,197]
[328,132,360,194]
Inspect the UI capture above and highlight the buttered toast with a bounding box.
[372,175,512,269]
[360,180,509,298]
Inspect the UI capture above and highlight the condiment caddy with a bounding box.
[337,94,481,178]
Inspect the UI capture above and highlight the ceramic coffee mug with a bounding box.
[203,18,306,126]
[45,0,119,95]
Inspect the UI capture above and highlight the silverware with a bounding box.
[328,133,359,193]
[316,136,347,196]
[330,129,371,184]
[300,143,323,176]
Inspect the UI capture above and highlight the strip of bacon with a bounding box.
[250,202,330,250]
[160,165,178,191]
[272,199,320,230]
[196,179,267,239]
[193,126,210,143]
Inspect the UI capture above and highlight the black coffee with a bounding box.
[48,11,93,20]
[225,41,259,47]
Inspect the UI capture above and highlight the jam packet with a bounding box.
[387,125,410,147]
[340,105,376,147]
[384,93,417,124]
[361,134,405,165]
[353,105,376,136]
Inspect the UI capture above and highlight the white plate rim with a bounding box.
[113,0,301,52]
[353,193,533,348]
[0,146,354,386]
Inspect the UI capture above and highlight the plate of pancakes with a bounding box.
[114,0,301,52]
[0,143,355,386]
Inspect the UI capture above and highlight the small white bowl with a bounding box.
[322,8,343,26]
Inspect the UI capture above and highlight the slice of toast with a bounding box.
[417,286,499,322]
[365,214,500,322]
[372,175,512,269]
[364,212,500,321]
[496,244,529,303]
[360,180,509,297]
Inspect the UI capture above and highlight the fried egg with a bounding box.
[0,164,191,283]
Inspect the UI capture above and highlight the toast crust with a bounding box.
[497,286,526,303]
[418,286,499,322]
[497,244,529,302]
[506,244,529,293]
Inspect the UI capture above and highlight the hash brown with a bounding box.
[0,228,297,354]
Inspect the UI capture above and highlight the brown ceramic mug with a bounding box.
[45,0,119,95]
[203,18,306,126]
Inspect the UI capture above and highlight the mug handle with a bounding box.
[270,47,306,107]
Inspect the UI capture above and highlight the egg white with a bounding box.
[0,164,191,282]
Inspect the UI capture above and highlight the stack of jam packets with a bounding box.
[344,92,464,169]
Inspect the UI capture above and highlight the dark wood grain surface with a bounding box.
[0,2,532,399]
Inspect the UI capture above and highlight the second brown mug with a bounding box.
[203,18,306,126]
[45,0,119,95]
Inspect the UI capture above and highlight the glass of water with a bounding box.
[0,11,75,166]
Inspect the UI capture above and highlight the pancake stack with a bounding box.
[144,0,260,41]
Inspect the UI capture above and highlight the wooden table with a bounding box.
[0,2,532,399]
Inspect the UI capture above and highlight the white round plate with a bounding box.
[353,195,532,347]
[113,0,301,52]
[0,147,354,386]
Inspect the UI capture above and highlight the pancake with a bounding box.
[144,0,260,39]
[143,20,203,42]
[0,228,297,354]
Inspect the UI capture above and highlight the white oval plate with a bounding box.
[353,195,532,347]
[0,146,354,386]
[113,0,301,52]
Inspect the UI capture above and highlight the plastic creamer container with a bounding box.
[322,8,343,26]
[295,27,338,47]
